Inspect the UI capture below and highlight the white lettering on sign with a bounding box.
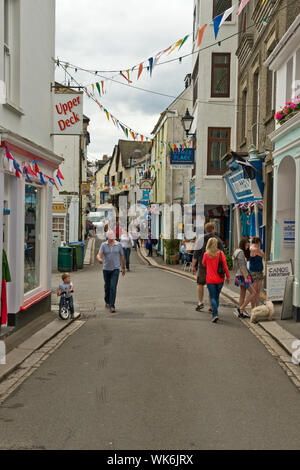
[53,93,83,135]
[232,178,251,194]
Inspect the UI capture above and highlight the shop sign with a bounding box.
[266,261,293,301]
[81,182,90,196]
[52,203,66,213]
[283,220,295,247]
[170,149,194,167]
[53,93,83,135]
[142,190,150,201]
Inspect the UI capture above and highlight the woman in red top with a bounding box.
[202,238,230,323]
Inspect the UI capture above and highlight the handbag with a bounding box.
[217,251,226,276]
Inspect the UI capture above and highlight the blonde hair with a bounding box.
[206,237,218,257]
[62,272,70,281]
[205,222,215,234]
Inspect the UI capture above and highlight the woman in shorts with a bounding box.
[233,238,256,318]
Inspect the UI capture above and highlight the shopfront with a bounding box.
[0,134,62,328]
[223,154,264,251]
[269,113,300,321]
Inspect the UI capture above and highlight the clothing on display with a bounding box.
[240,211,251,237]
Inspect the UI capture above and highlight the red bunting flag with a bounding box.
[120,72,132,84]
[57,168,64,180]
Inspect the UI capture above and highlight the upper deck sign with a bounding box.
[53,93,83,135]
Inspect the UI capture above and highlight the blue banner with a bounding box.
[170,148,194,165]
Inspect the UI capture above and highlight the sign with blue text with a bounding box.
[170,148,194,167]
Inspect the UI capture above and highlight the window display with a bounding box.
[24,184,41,293]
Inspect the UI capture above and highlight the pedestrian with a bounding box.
[146,228,153,257]
[202,238,230,323]
[249,236,265,308]
[192,222,224,312]
[57,272,74,318]
[120,230,133,271]
[179,239,187,264]
[233,238,257,318]
[131,225,140,250]
[96,230,126,313]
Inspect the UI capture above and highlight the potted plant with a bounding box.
[164,239,180,264]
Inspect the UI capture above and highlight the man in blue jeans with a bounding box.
[97,230,126,313]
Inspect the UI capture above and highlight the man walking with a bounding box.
[97,230,126,313]
[192,222,224,311]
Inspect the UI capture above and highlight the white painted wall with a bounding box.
[0,0,56,151]
[192,0,238,206]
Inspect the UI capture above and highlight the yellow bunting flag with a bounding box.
[168,39,183,55]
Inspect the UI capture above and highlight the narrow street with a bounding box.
[0,249,299,450]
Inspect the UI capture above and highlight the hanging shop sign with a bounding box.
[139,178,154,190]
[283,220,295,247]
[224,161,264,204]
[170,148,194,168]
[81,182,90,196]
[266,261,293,301]
[53,93,83,135]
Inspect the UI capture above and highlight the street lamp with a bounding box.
[181,108,195,137]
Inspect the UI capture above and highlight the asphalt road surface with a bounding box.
[0,249,299,450]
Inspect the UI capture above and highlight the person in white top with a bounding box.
[120,231,133,271]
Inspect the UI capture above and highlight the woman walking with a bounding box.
[233,238,257,318]
[202,238,230,323]
[120,231,133,271]
[249,236,264,308]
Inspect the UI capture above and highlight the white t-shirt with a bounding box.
[120,234,132,249]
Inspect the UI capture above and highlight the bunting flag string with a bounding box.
[1,144,63,189]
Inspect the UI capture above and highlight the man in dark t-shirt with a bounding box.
[192,222,224,311]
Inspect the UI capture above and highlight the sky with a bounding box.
[55,0,193,161]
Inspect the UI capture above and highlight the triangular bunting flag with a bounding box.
[213,14,223,39]
[148,58,153,77]
[57,168,64,180]
[220,5,236,27]
[178,35,189,50]
[96,82,101,97]
[237,0,250,16]
[168,39,183,55]
[197,24,207,48]
[137,62,143,80]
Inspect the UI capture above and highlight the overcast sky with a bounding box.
[55,0,193,161]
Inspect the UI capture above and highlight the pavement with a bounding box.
[0,247,299,449]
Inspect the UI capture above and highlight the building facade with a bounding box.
[191,0,239,246]
[235,0,300,259]
[266,15,300,321]
[0,0,63,327]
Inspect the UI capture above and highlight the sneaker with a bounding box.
[195,303,204,311]
[110,308,116,313]
[105,304,110,309]
[212,316,219,323]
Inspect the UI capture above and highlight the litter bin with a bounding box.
[58,247,73,272]
[69,242,86,269]
[70,246,77,271]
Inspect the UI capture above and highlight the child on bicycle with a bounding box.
[57,272,74,318]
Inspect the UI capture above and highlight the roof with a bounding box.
[118,140,151,168]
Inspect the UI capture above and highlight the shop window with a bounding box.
[211,53,231,98]
[24,184,41,294]
[53,217,65,242]
[207,127,230,175]
[213,0,232,20]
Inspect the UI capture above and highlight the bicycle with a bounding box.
[58,291,73,320]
